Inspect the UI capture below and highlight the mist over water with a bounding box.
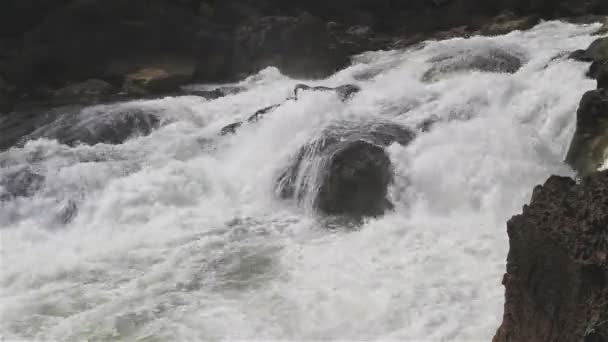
[0,21,601,340]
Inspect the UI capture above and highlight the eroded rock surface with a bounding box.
[494,173,608,342]
[277,121,415,219]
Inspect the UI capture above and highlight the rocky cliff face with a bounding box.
[493,173,608,342]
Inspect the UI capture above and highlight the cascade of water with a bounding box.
[0,21,601,340]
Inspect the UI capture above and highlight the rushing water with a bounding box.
[0,21,602,341]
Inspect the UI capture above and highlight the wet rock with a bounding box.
[589,60,608,79]
[56,199,78,225]
[476,14,539,36]
[54,79,116,100]
[123,66,194,96]
[318,140,392,218]
[598,65,608,89]
[586,37,608,63]
[277,121,415,219]
[187,86,245,100]
[219,104,282,136]
[423,46,523,82]
[294,83,361,101]
[0,168,45,200]
[493,173,608,342]
[565,89,608,176]
[569,49,594,62]
[28,107,161,146]
[220,122,244,136]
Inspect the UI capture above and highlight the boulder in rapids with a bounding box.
[0,168,45,201]
[493,173,608,342]
[27,106,161,146]
[277,121,415,219]
[294,83,361,101]
[187,86,245,100]
[220,83,360,136]
[422,46,523,82]
[565,89,608,176]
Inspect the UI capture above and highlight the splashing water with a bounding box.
[0,21,601,341]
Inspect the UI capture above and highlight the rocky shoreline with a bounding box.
[1,0,608,112]
[3,1,608,341]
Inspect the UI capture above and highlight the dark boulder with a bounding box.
[187,86,245,100]
[277,121,415,219]
[0,168,45,201]
[316,140,393,217]
[26,106,161,146]
[220,83,360,136]
[568,49,594,62]
[220,104,282,136]
[565,89,608,176]
[493,173,608,342]
[586,37,608,63]
[294,83,361,101]
[423,46,523,82]
[582,38,608,78]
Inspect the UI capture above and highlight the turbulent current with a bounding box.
[0,21,602,341]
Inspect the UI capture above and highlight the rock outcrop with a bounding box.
[565,89,608,176]
[26,106,161,146]
[277,121,415,219]
[493,173,608,342]
[220,83,360,136]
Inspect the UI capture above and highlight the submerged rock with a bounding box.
[582,38,608,78]
[187,86,245,100]
[423,46,523,82]
[565,89,608,176]
[0,168,45,201]
[493,173,608,342]
[27,107,161,146]
[277,121,415,219]
[220,83,360,136]
[294,83,361,101]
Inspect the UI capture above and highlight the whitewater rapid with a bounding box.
[0,21,602,340]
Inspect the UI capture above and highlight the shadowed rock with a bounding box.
[493,173,608,342]
[423,46,523,82]
[565,89,608,176]
[220,83,360,136]
[26,106,161,146]
[294,83,361,101]
[277,121,415,219]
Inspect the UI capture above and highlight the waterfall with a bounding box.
[0,21,601,340]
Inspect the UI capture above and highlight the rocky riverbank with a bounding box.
[493,35,608,342]
[1,0,608,112]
